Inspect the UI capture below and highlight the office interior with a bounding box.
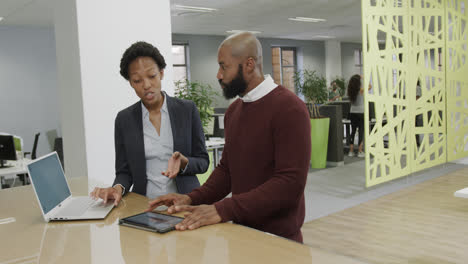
[1,0,468,263]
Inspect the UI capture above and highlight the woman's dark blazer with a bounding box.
[112,94,209,195]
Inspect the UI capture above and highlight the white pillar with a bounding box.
[54,0,173,187]
[325,40,342,85]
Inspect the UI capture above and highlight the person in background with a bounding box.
[147,32,311,243]
[328,81,341,101]
[91,41,209,205]
[347,74,367,158]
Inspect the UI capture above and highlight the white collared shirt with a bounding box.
[141,93,178,199]
[241,74,277,102]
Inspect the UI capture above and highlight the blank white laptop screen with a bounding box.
[27,153,71,214]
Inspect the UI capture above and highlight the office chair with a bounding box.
[24,133,40,160]
[19,133,40,185]
[54,137,64,170]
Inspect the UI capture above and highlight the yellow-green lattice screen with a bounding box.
[362,0,465,187]
[447,0,468,161]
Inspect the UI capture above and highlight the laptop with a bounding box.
[27,152,114,222]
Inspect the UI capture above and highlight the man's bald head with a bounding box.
[219,32,263,71]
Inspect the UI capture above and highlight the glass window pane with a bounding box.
[272,47,282,84]
[282,50,295,66]
[282,67,295,93]
[172,45,186,65]
[173,66,187,82]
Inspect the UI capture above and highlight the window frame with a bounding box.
[172,43,190,82]
[272,46,298,93]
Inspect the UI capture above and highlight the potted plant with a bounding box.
[174,79,218,135]
[294,70,330,168]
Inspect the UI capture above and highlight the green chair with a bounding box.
[197,151,214,185]
[13,137,22,152]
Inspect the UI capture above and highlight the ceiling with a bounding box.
[0,0,363,42]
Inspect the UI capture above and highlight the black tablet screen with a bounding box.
[123,212,183,232]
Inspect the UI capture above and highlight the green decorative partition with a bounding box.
[362,0,467,187]
[446,0,468,161]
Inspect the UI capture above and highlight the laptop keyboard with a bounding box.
[58,197,99,217]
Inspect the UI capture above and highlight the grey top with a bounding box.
[350,93,364,113]
[141,94,178,199]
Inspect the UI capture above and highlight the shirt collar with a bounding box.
[241,74,277,103]
[141,92,168,118]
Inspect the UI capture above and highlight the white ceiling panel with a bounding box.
[0,0,362,42]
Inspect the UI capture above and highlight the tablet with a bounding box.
[119,212,184,233]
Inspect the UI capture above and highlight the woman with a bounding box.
[347,74,365,158]
[91,41,209,205]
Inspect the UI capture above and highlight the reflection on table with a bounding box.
[0,177,363,264]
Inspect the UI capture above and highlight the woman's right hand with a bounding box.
[90,186,123,206]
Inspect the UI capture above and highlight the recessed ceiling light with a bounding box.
[226,30,262,35]
[0,17,4,22]
[315,35,336,39]
[288,17,326,23]
[172,5,217,13]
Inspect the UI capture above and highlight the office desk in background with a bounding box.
[0,158,30,190]
[0,177,364,264]
[205,138,225,167]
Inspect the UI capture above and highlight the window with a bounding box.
[172,44,189,82]
[272,47,297,93]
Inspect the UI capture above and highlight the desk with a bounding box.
[0,177,363,264]
[0,159,30,189]
[205,138,225,166]
[302,167,468,264]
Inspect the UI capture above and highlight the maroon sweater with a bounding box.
[188,86,311,242]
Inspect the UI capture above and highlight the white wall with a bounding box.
[0,25,60,156]
[55,0,173,186]
[341,42,363,83]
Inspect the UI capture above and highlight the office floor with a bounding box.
[302,167,468,264]
[303,159,466,222]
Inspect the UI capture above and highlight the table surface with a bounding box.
[0,177,364,264]
[302,167,468,264]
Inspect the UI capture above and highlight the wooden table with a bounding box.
[0,177,364,264]
[302,167,468,264]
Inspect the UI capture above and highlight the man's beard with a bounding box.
[219,64,247,99]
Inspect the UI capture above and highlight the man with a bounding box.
[147,32,311,242]
[328,81,341,101]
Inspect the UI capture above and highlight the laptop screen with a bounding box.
[28,153,71,214]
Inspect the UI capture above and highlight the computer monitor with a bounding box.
[0,135,17,168]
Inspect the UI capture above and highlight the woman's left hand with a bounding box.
[162,151,188,178]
